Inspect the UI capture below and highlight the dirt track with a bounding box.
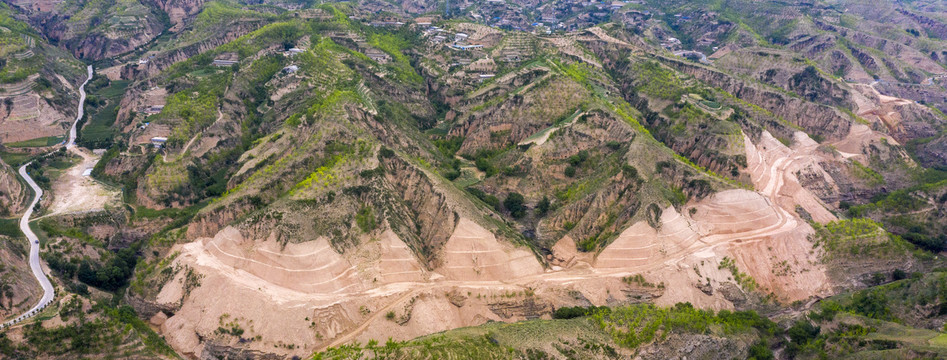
[156,123,864,357]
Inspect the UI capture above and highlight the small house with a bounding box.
[151,137,168,148]
[212,53,240,67]
[365,49,391,63]
[143,105,165,114]
[213,59,238,67]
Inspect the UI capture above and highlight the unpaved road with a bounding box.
[314,132,823,350]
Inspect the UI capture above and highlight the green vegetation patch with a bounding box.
[3,304,177,358]
[0,217,21,238]
[718,256,759,292]
[79,79,130,149]
[812,219,912,260]
[367,32,423,85]
[850,160,885,186]
[315,315,616,359]
[590,302,777,349]
[631,60,687,101]
[5,136,64,148]
[0,151,32,167]
[37,218,104,247]
[355,205,376,233]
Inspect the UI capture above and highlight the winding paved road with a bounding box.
[1,65,92,329]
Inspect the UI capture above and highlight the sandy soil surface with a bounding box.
[160,186,830,359]
[584,27,630,47]
[545,37,602,67]
[98,65,124,81]
[46,148,120,216]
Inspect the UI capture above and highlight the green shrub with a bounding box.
[578,237,597,252]
[503,192,526,218]
[536,196,551,216]
[892,269,907,281]
[553,306,608,319]
[355,206,376,233]
[466,187,500,209]
[748,339,774,360]
[568,150,590,166]
[378,147,395,158]
[787,320,820,346]
[847,291,893,321]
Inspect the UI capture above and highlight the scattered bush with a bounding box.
[787,320,820,346]
[846,290,892,321]
[553,306,608,319]
[536,196,551,216]
[355,206,376,233]
[892,269,907,281]
[504,192,526,218]
[568,150,590,166]
[378,147,395,159]
[467,187,500,209]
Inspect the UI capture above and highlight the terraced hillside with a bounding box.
[0,4,85,144]
[0,0,946,359]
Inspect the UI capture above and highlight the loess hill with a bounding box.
[0,0,947,359]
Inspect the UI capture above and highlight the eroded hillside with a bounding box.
[2,0,947,359]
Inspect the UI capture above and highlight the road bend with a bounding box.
[1,65,92,329]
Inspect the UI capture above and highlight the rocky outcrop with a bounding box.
[827,50,853,77]
[917,136,947,169]
[31,10,165,60]
[143,0,205,30]
[454,79,590,154]
[795,163,840,205]
[0,160,25,216]
[200,342,283,360]
[787,66,854,109]
[817,18,944,77]
[186,200,257,240]
[848,45,880,73]
[0,237,40,321]
[487,298,551,319]
[823,251,922,295]
[125,291,178,320]
[380,155,459,268]
[875,82,947,114]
